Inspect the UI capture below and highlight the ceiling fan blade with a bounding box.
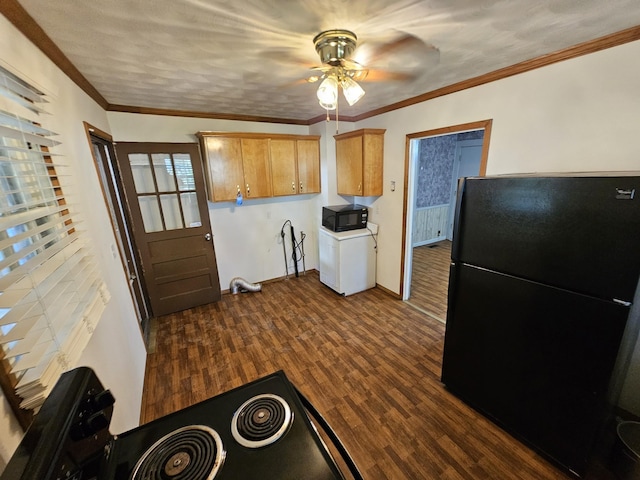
[310,64,332,72]
[360,69,418,83]
[355,32,440,73]
[335,58,367,81]
[350,69,369,82]
[340,58,365,70]
[364,33,431,60]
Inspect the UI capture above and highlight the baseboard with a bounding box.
[413,236,448,248]
[375,283,402,299]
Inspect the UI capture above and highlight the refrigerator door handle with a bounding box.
[613,298,632,306]
[450,177,467,261]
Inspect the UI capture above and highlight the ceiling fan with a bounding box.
[306,29,438,112]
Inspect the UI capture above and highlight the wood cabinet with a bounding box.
[240,138,272,199]
[270,137,321,196]
[270,138,298,196]
[296,138,321,194]
[198,132,320,202]
[334,128,385,196]
[199,136,242,202]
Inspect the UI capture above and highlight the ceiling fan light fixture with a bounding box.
[341,76,365,106]
[317,76,338,110]
[313,29,357,66]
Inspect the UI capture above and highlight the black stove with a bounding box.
[2,367,362,480]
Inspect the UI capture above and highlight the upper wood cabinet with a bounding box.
[200,136,244,202]
[334,128,385,196]
[198,132,320,202]
[270,138,298,196]
[240,137,272,199]
[296,138,321,194]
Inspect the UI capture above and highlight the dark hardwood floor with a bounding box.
[408,241,452,322]
[142,271,616,479]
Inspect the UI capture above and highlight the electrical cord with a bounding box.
[366,226,378,250]
[280,219,292,238]
[280,220,306,269]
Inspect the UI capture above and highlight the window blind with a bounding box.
[0,65,110,411]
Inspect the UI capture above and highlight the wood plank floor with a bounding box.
[408,241,452,321]
[142,272,617,479]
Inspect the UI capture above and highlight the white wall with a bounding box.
[354,41,640,297]
[105,115,380,289]
[352,40,640,415]
[0,15,147,467]
[107,113,322,287]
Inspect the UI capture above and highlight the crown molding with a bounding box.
[106,104,310,125]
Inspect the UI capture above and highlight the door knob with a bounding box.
[205,233,212,241]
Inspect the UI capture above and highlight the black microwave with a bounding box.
[322,204,368,232]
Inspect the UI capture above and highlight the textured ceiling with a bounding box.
[15,0,640,122]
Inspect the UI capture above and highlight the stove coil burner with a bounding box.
[231,393,293,448]
[130,425,225,480]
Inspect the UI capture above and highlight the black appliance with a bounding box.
[322,204,368,232]
[2,367,363,480]
[441,174,640,478]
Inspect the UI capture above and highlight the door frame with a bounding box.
[83,122,151,333]
[401,119,492,300]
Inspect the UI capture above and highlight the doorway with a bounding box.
[114,142,221,316]
[84,123,151,332]
[401,120,492,319]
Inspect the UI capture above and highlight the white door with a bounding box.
[447,140,483,239]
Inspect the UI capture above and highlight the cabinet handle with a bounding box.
[237,184,240,193]
[358,183,362,192]
[246,183,250,196]
[292,181,295,191]
[300,182,304,192]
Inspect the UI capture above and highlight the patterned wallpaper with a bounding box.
[416,131,484,208]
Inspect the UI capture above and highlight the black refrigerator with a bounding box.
[441,174,640,477]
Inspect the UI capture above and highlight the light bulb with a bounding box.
[317,76,338,110]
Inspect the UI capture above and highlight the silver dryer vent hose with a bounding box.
[229,277,262,294]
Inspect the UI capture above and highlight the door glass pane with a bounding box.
[151,153,176,192]
[173,154,195,191]
[129,154,155,194]
[138,196,163,232]
[181,192,201,227]
[160,194,183,230]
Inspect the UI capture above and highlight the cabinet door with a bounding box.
[204,136,244,201]
[363,133,383,196]
[241,138,272,198]
[270,139,297,196]
[296,139,320,194]
[336,136,363,195]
